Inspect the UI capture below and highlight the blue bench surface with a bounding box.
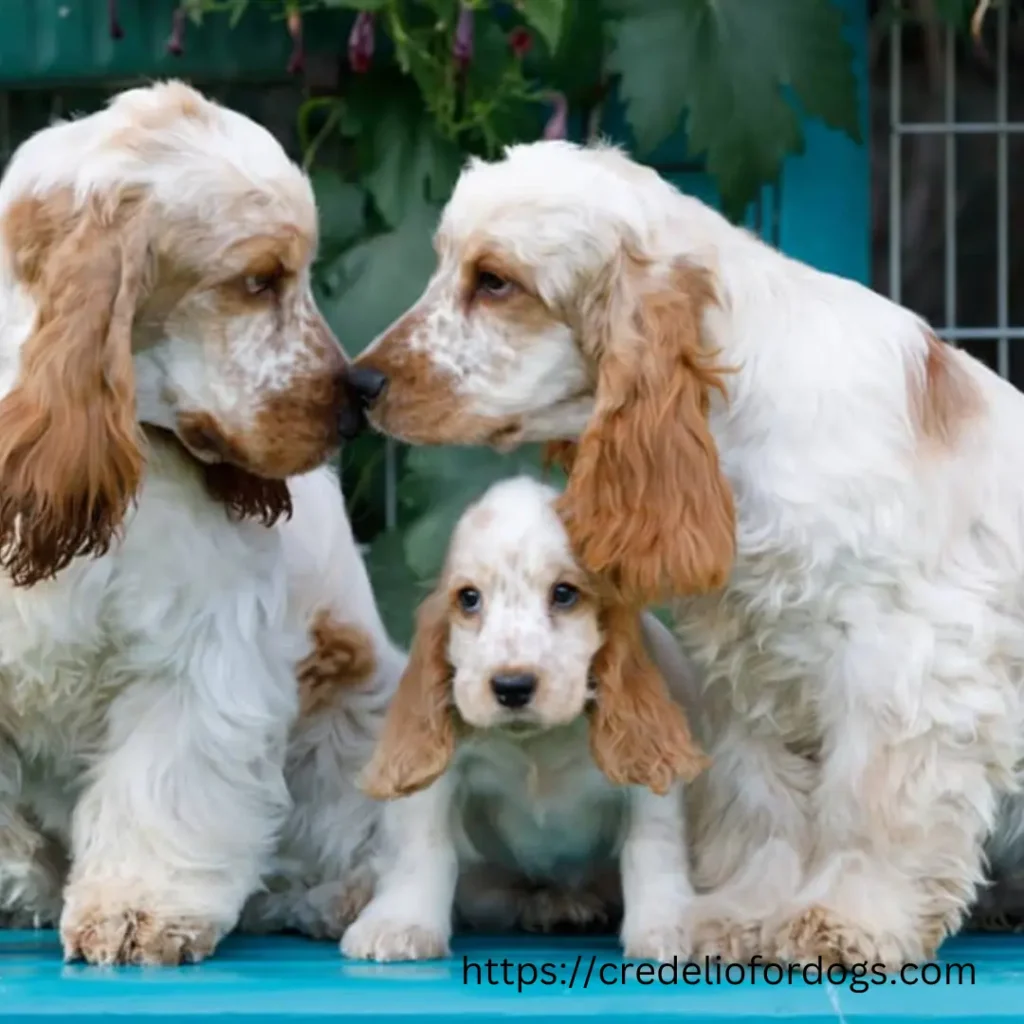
[0,930,1015,1022]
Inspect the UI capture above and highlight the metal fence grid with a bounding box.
[885,2,1021,379]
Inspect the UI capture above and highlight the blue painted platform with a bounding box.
[0,930,1015,1022]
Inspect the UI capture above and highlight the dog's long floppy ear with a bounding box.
[589,603,708,795]
[361,591,456,800]
[0,189,151,586]
[557,257,736,606]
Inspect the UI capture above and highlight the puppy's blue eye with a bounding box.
[457,587,482,614]
[550,582,579,610]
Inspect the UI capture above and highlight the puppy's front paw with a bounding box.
[341,914,450,962]
[519,886,610,934]
[61,903,219,966]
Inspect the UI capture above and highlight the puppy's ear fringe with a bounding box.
[359,591,455,801]
[589,604,709,794]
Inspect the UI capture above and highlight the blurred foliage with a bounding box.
[181,0,975,643]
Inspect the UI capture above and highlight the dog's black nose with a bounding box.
[490,672,538,709]
[337,401,366,441]
[348,367,389,407]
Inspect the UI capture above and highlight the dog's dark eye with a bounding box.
[243,271,281,296]
[457,586,483,614]
[476,270,514,298]
[550,582,580,610]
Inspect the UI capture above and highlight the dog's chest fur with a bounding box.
[0,443,297,821]
[451,722,627,882]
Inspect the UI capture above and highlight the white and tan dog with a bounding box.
[351,138,1024,967]
[0,81,392,965]
[341,475,706,963]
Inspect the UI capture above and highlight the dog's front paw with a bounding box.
[61,900,220,966]
[768,904,917,969]
[622,919,693,965]
[341,914,450,962]
[691,914,763,963]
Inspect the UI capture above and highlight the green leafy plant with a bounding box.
[169,0,975,642]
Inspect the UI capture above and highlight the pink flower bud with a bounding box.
[286,9,304,75]
[543,92,568,141]
[108,0,124,39]
[348,12,376,74]
[167,6,186,56]
[453,4,474,70]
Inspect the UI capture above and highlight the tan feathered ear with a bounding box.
[361,592,455,800]
[589,603,708,795]
[0,190,151,586]
[557,257,736,606]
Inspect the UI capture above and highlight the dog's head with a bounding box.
[352,140,736,606]
[0,81,362,584]
[361,475,708,801]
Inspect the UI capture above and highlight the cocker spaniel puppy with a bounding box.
[350,139,1024,968]
[0,81,386,964]
[340,475,706,963]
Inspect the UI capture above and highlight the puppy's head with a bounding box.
[361,475,708,800]
[0,81,360,585]
[351,140,735,607]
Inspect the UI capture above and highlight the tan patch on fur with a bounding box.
[361,592,455,800]
[296,611,377,719]
[557,258,736,606]
[588,603,708,794]
[910,332,982,449]
[356,313,518,447]
[0,188,149,586]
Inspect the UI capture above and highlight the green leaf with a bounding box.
[309,169,366,257]
[227,0,249,28]
[540,0,606,101]
[520,0,569,53]
[932,0,975,28]
[319,200,440,354]
[604,0,862,220]
[364,530,424,648]
[403,496,467,581]
[350,80,464,228]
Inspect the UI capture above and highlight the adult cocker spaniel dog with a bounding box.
[0,81,392,965]
[350,139,1024,967]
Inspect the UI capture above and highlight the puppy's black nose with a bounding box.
[348,367,389,407]
[490,672,537,709]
